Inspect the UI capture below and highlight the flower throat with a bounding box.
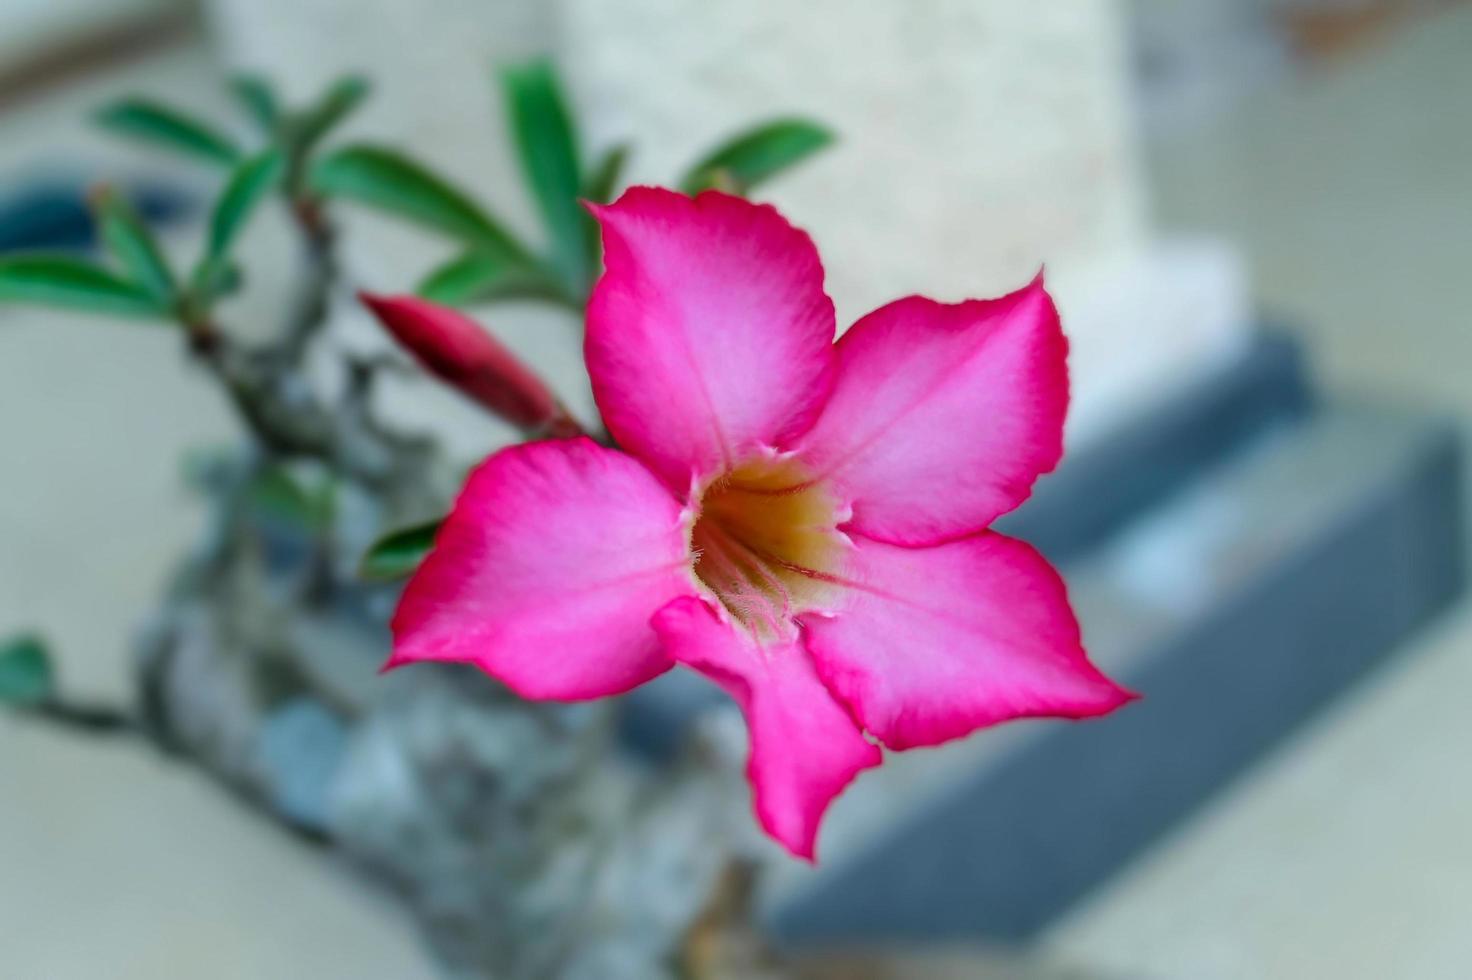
[689,457,843,638]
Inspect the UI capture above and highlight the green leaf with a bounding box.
[94,98,243,168]
[0,634,54,707]
[182,257,245,324]
[229,74,280,133]
[417,250,570,306]
[359,518,442,581]
[93,186,175,304]
[0,256,167,318]
[583,143,630,205]
[291,75,371,156]
[679,118,834,195]
[189,258,244,303]
[248,465,333,531]
[501,60,588,293]
[207,149,284,261]
[309,145,531,261]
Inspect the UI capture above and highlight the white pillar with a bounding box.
[559,0,1149,316]
[558,0,1249,445]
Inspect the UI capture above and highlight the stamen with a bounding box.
[689,456,843,637]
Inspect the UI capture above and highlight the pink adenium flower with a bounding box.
[387,187,1136,860]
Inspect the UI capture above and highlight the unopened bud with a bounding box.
[359,293,580,437]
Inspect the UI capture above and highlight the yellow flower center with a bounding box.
[689,456,845,639]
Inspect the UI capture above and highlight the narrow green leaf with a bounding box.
[189,259,244,306]
[185,150,268,316]
[501,60,588,292]
[0,634,54,706]
[417,250,570,306]
[183,257,244,324]
[417,251,498,305]
[248,466,333,531]
[0,256,166,318]
[291,75,371,156]
[679,118,834,195]
[360,519,442,581]
[229,74,280,133]
[93,186,175,304]
[583,143,630,205]
[309,145,531,261]
[94,98,243,168]
[207,149,284,261]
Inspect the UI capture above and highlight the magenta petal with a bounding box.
[390,438,696,699]
[802,532,1135,751]
[793,278,1069,546]
[586,188,837,488]
[652,597,881,861]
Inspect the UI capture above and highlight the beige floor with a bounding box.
[3,8,1471,979]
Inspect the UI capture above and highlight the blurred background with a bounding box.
[2,0,1470,977]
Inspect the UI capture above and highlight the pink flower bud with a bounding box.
[359,293,579,437]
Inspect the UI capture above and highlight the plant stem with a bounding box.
[9,696,330,849]
[278,196,337,363]
[27,698,136,736]
[178,200,424,491]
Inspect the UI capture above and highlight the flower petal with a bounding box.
[652,596,881,860]
[390,438,695,699]
[586,187,836,488]
[801,531,1135,751]
[793,277,1069,546]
